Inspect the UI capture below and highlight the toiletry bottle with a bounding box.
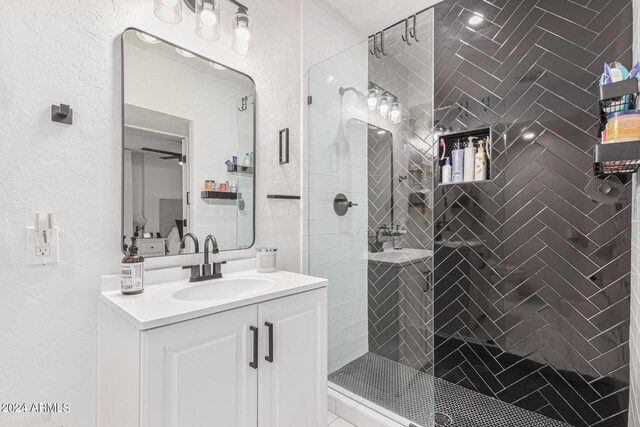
[463,137,476,182]
[474,140,487,181]
[249,152,254,167]
[442,158,452,184]
[451,140,464,183]
[121,241,144,295]
[243,153,250,167]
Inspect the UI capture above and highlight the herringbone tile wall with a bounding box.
[431,0,633,426]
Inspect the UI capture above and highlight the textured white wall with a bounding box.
[0,0,301,425]
[630,2,640,425]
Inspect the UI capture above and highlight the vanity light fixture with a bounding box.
[176,47,196,57]
[195,0,220,41]
[232,6,253,56]
[154,0,183,24]
[468,12,484,26]
[155,0,252,55]
[137,31,161,44]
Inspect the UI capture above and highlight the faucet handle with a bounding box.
[182,265,202,278]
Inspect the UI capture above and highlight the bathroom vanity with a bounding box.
[98,266,327,427]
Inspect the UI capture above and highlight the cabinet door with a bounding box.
[142,306,258,427]
[258,288,327,427]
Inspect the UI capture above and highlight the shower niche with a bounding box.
[436,127,491,186]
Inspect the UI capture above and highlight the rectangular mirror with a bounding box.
[122,29,255,257]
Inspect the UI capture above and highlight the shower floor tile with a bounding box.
[329,352,571,427]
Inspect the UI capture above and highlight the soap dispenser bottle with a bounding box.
[121,239,145,295]
[442,157,452,184]
[451,140,464,183]
[474,140,487,181]
[464,137,476,182]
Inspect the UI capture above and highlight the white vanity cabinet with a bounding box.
[98,285,327,427]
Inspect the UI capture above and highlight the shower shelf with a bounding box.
[227,164,254,174]
[436,127,492,186]
[593,141,640,175]
[201,191,241,200]
[593,79,640,176]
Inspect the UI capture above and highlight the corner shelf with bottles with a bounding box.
[437,127,492,186]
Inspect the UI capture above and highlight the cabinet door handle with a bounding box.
[265,322,274,363]
[249,326,258,369]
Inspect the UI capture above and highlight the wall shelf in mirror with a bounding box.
[201,191,241,200]
[227,164,254,174]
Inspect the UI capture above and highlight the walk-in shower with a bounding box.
[307,1,633,426]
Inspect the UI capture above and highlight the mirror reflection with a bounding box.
[122,29,256,257]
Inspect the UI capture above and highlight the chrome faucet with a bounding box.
[200,234,224,281]
[204,234,219,264]
[180,233,200,254]
[180,233,203,281]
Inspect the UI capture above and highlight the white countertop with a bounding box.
[100,267,328,330]
[367,248,432,266]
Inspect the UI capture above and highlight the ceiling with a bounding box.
[322,0,444,36]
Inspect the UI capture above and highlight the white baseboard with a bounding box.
[328,385,422,427]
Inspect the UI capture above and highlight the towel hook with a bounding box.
[402,18,412,46]
[369,33,381,58]
[377,31,387,57]
[410,14,419,43]
[51,103,73,125]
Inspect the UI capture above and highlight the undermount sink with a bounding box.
[173,277,276,301]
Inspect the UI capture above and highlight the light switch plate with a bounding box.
[26,227,59,266]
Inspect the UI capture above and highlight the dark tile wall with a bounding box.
[432,0,633,426]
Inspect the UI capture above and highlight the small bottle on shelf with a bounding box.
[442,158,452,184]
[474,140,487,181]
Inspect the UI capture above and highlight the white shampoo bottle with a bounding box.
[463,137,476,182]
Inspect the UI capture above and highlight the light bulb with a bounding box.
[200,7,216,26]
[137,31,160,44]
[367,89,380,111]
[209,61,227,70]
[176,48,195,58]
[196,0,220,41]
[154,0,182,23]
[235,23,251,43]
[390,102,402,124]
[378,95,391,118]
[468,13,484,26]
[232,7,252,56]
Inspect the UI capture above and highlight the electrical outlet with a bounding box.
[27,227,59,266]
[36,246,50,257]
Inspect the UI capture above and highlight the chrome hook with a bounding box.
[410,14,419,43]
[401,18,412,46]
[377,31,387,57]
[369,33,381,58]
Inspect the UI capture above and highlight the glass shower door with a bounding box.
[306,12,435,425]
